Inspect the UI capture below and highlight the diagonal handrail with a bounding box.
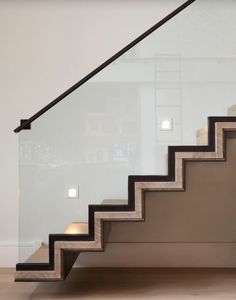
[14,0,196,133]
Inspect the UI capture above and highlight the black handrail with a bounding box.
[14,0,196,133]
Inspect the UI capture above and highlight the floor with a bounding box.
[1,268,236,299]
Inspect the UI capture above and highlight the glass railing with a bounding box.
[18,0,236,263]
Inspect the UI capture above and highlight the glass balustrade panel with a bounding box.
[19,0,236,263]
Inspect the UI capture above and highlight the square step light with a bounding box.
[67,187,78,199]
[160,119,173,131]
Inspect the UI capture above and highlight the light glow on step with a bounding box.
[64,223,88,234]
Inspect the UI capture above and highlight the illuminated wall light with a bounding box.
[160,119,173,131]
[67,187,78,199]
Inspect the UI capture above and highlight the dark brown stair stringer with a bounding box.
[15,116,236,281]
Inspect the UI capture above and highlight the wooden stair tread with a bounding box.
[26,245,49,263]
[101,199,128,205]
[25,222,90,263]
[64,222,88,234]
[196,127,208,145]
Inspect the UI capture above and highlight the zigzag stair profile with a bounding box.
[15,116,236,281]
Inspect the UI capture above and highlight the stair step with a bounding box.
[26,245,49,263]
[196,128,208,145]
[64,222,88,234]
[25,222,90,263]
[23,202,127,264]
[16,117,236,282]
[101,199,128,205]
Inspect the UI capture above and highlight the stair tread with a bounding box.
[101,199,128,205]
[64,222,88,234]
[26,245,49,264]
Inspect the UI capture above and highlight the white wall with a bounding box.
[0,0,186,267]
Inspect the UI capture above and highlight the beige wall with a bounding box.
[78,134,236,267]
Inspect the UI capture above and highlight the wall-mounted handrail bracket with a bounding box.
[20,119,31,130]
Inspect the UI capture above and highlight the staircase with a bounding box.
[13,0,236,282]
[15,117,236,281]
